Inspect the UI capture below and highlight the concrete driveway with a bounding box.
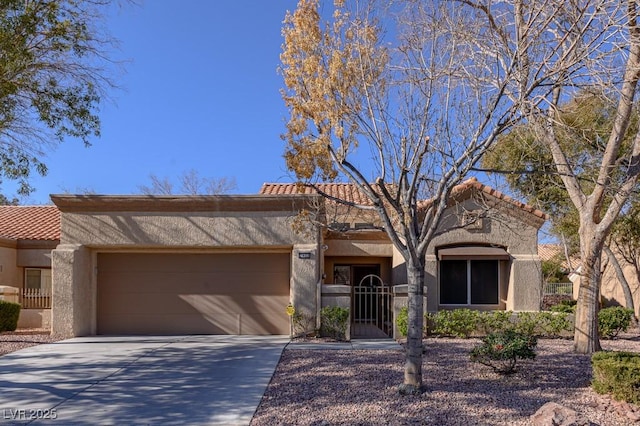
[0,335,289,425]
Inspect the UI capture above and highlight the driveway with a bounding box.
[0,335,289,425]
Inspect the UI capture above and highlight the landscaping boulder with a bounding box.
[530,402,590,426]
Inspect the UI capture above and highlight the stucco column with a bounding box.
[290,245,319,323]
[508,254,542,311]
[51,244,93,337]
[424,255,438,312]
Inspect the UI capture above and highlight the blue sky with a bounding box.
[11,0,301,204]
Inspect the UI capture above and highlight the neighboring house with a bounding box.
[543,243,640,316]
[596,252,640,315]
[0,178,546,338]
[0,206,60,328]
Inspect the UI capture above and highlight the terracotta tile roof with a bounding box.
[0,205,60,241]
[260,178,548,220]
[260,182,374,205]
[453,177,548,220]
[538,244,578,271]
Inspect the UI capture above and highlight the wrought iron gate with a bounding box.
[353,274,393,337]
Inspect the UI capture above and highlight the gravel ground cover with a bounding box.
[0,329,61,356]
[251,334,640,426]
[3,329,640,424]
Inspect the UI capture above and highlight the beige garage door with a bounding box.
[97,252,291,335]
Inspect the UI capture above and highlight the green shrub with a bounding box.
[0,300,20,332]
[478,310,513,334]
[535,311,573,337]
[428,309,480,338]
[320,306,349,341]
[599,307,634,339]
[592,351,640,404]
[291,310,316,338]
[512,312,538,336]
[549,300,577,314]
[396,306,408,337]
[509,311,572,337]
[470,330,537,374]
[424,309,573,339]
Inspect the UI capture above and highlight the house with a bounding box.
[540,243,640,316]
[0,206,60,328]
[0,178,546,338]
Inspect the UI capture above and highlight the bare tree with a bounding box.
[280,0,606,392]
[179,170,237,195]
[138,170,237,195]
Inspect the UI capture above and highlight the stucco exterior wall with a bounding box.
[51,244,92,337]
[59,211,313,248]
[0,244,18,288]
[17,248,53,268]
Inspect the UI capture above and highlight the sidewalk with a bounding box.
[287,338,402,350]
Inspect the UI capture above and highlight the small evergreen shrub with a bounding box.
[396,306,409,337]
[320,306,349,341]
[470,330,537,374]
[599,307,634,339]
[291,310,316,338]
[592,351,640,404]
[513,312,538,336]
[549,300,577,314]
[510,311,572,337]
[478,310,513,334]
[0,300,20,332]
[535,311,573,337]
[428,309,480,338]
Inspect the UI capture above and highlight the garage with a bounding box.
[97,252,291,335]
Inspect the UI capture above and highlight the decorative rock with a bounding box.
[530,402,589,426]
[627,411,640,422]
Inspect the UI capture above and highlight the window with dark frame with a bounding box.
[439,259,499,305]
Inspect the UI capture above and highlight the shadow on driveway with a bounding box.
[0,335,288,425]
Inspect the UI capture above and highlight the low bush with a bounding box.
[478,310,513,334]
[428,309,480,338]
[592,351,640,404]
[291,310,316,338]
[320,306,350,341]
[426,309,572,338]
[0,300,20,332]
[599,307,634,339]
[549,300,577,314]
[396,306,409,337]
[470,330,537,374]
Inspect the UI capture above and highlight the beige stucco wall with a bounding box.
[51,195,322,337]
[0,243,18,288]
[17,248,53,268]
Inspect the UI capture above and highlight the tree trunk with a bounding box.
[603,245,635,312]
[574,257,602,354]
[399,260,425,395]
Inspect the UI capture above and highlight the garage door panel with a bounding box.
[99,254,290,273]
[97,253,291,335]
[98,272,290,295]
[100,294,291,316]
